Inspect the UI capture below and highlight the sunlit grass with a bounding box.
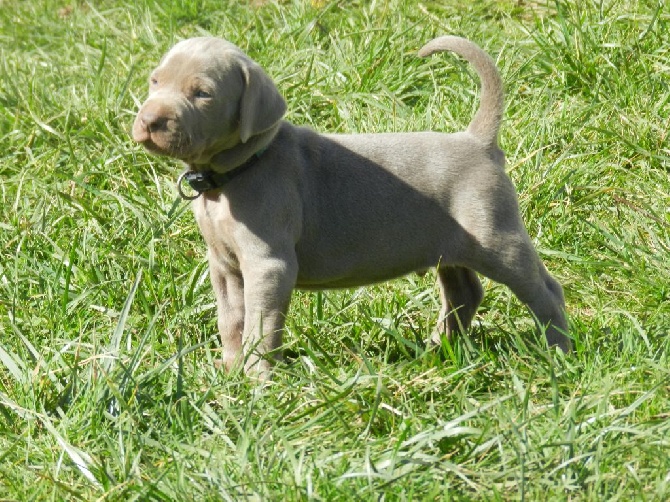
[1,0,669,499]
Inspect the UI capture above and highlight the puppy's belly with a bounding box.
[295,271,423,290]
[294,250,441,289]
[292,211,469,289]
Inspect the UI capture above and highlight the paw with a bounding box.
[427,323,454,347]
[545,328,573,353]
[215,349,243,373]
[244,356,274,381]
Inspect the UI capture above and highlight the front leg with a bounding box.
[209,256,246,371]
[240,254,297,379]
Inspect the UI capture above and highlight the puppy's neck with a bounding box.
[195,123,281,173]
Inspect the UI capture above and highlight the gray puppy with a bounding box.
[133,35,570,378]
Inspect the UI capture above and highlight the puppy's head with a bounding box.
[132,37,286,164]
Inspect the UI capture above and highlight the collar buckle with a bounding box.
[184,171,216,193]
[177,170,212,200]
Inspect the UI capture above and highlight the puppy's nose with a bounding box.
[138,111,168,133]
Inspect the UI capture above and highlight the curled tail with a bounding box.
[418,36,504,148]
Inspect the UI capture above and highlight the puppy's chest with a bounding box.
[192,196,241,269]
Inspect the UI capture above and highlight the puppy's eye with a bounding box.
[194,89,212,99]
[150,77,158,86]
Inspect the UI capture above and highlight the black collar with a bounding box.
[177,148,265,200]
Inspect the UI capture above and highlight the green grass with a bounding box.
[1,0,669,499]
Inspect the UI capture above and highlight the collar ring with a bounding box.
[177,170,202,200]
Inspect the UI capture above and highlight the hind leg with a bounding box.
[525,270,570,350]
[512,267,570,351]
[431,266,484,345]
[471,234,570,352]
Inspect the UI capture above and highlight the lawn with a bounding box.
[1,0,669,499]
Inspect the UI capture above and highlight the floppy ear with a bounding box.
[239,59,287,143]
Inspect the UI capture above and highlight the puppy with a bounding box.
[133,35,570,378]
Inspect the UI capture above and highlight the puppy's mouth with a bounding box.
[132,111,204,161]
[134,128,201,162]
[132,112,229,165]
[140,135,180,156]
